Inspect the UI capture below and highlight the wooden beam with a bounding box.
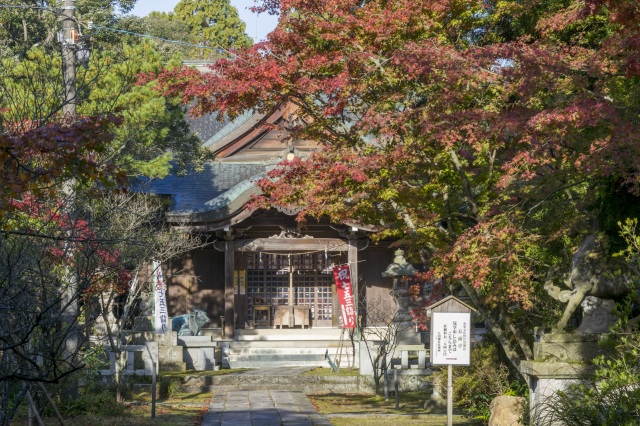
[234,238,348,252]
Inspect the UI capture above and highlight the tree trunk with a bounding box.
[115,351,125,403]
[458,280,526,377]
[22,19,28,43]
[36,382,66,426]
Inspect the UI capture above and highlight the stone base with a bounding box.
[522,360,593,425]
[520,360,594,380]
[524,331,599,425]
[127,331,177,346]
[359,340,383,376]
[183,347,218,370]
[129,344,185,373]
[533,333,603,363]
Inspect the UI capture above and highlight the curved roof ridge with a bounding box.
[202,110,261,148]
[201,172,265,211]
[165,171,265,220]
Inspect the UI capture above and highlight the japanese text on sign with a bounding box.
[333,264,357,329]
[153,260,169,335]
[431,312,471,366]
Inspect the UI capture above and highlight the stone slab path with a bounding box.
[201,389,333,426]
[200,368,332,425]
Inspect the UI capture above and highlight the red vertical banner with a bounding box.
[333,264,357,329]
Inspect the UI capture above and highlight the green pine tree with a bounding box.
[174,0,253,50]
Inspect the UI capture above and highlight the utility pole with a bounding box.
[60,0,79,399]
[61,0,76,117]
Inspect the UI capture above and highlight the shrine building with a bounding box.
[145,103,401,339]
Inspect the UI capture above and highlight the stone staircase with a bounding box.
[223,341,351,368]
[118,319,351,372]
[202,328,353,369]
[121,322,429,373]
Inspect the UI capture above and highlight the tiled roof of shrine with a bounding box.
[139,110,268,222]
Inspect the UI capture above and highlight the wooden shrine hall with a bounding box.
[143,103,398,339]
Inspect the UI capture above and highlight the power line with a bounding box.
[0,4,56,12]
[90,25,239,58]
[0,5,240,58]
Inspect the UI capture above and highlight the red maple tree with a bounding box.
[156,0,640,371]
[0,114,126,216]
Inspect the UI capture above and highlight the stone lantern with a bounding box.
[382,249,420,333]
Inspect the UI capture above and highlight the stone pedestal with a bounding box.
[359,340,384,376]
[521,331,597,425]
[128,315,186,372]
[179,336,219,370]
[390,287,415,323]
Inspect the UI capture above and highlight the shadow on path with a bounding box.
[201,389,332,426]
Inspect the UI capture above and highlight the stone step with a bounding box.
[229,352,326,362]
[227,356,356,369]
[228,347,344,355]
[234,328,343,341]
[200,327,342,340]
[177,336,217,347]
[227,340,345,348]
[228,354,327,361]
[226,345,354,368]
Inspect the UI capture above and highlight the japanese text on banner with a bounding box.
[152,260,169,335]
[333,264,357,329]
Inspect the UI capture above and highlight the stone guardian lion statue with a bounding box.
[171,309,211,336]
[544,235,632,333]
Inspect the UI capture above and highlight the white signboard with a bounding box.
[431,312,471,366]
[152,260,169,334]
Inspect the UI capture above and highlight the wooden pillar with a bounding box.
[288,255,294,307]
[348,235,359,317]
[332,280,339,328]
[224,238,235,339]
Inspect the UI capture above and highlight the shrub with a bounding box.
[436,341,524,422]
[534,321,640,425]
[55,389,126,417]
[159,377,181,399]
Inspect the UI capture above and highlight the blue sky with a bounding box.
[130,0,279,42]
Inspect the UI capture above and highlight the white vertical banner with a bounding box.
[431,312,471,366]
[152,260,169,335]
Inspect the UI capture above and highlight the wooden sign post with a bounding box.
[426,296,476,426]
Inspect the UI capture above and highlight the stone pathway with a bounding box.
[201,389,333,426]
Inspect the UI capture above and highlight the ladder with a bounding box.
[325,328,347,372]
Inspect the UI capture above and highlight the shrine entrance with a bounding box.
[238,252,346,328]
